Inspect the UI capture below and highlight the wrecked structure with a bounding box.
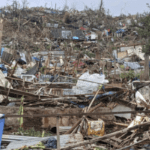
[0,2,150,150]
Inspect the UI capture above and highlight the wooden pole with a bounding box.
[87,88,101,112]
[57,116,60,150]
[6,80,12,100]
[144,54,149,80]
[0,19,3,51]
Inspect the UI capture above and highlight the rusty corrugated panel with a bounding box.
[1,48,14,64]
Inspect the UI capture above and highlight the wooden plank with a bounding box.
[0,85,58,98]
[57,116,60,150]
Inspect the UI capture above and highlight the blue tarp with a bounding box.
[132,77,140,81]
[70,101,88,108]
[0,64,6,70]
[149,62,150,68]
[73,36,79,40]
[116,29,125,33]
[32,57,40,61]
[51,11,57,14]
[44,137,57,148]
[70,91,116,108]
[130,144,150,150]
[1,48,4,56]
[0,114,5,148]
[88,91,117,100]
[124,62,142,70]
[0,64,7,76]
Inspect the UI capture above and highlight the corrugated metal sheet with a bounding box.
[3,133,83,149]
[51,29,85,40]
[26,63,39,75]
[1,48,14,64]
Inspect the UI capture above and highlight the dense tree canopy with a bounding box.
[138,14,150,54]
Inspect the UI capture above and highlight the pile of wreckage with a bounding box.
[0,4,150,150]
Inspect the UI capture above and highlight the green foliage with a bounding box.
[137,14,150,54]
[99,85,103,89]
[18,96,24,127]
[73,47,80,51]
[83,51,95,58]
[15,141,45,149]
[26,67,31,71]
[46,44,51,49]
[40,66,46,73]
[125,37,128,41]
[33,46,40,52]
[15,127,51,137]
[12,67,17,70]
[95,148,107,150]
[64,42,67,47]
[120,65,124,69]
[5,81,8,89]
[6,45,10,48]
[142,41,150,54]
[120,70,142,80]
[112,46,117,50]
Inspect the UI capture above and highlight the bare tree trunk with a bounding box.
[0,19,3,51]
[144,54,149,80]
[99,0,103,16]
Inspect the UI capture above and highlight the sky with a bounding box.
[1,0,150,16]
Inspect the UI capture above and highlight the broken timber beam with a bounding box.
[60,122,150,150]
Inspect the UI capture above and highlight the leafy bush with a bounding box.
[15,127,51,137]
[120,70,142,80]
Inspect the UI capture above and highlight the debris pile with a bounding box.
[0,2,150,150]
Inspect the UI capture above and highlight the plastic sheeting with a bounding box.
[124,62,142,70]
[112,50,117,59]
[73,36,79,40]
[0,64,7,76]
[0,114,5,148]
[76,71,109,92]
[19,52,27,64]
[135,91,148,107]
[32,57,40,62]
[70,101,88,108]
[63,72,108,95]
[14,67,25,75]
[44,137,57,148]
[88,91,116,100]
[1,47,4,56]
[116,29,125,33]
[69,92,116,108]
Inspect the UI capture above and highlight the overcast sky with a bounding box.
[1,0,150,16]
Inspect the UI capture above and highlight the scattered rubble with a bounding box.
[0,1,150,150]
